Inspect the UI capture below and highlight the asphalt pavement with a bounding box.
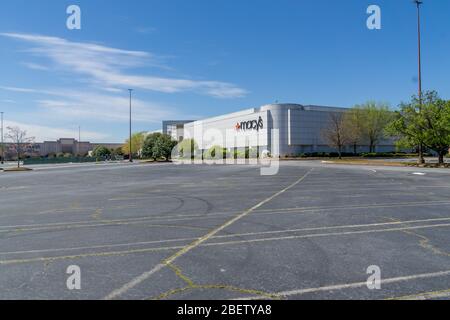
[1,160,450,300]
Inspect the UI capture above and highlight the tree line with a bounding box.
[322,91,450,165]
[122,132,177,161]
[3,90,449,167]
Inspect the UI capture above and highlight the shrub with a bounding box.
[204,145,228,160]
[177,139,198,159]
[248,148,259,158]
[112,147,124,156]
[361,152,418,158]
[296,152,354,158]
[261,150,271,158]
[233,150,246,159]
[92,146,111,158]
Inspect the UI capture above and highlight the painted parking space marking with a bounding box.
[2,215,449,257]
[2,199,450,234]
[238,269,450,300]
[104,168,314,300]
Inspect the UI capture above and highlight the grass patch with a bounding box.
[141,159,172,164]
[325,159,407,167]
[406,163,450,168]
[321,159,450,168]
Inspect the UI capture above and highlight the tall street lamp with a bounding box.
[128,89,133,162]
[415,0,423,103]
[414,0,425,164]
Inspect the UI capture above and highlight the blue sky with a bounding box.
[0,0,449,142]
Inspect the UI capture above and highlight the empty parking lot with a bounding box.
[1,161,450,300]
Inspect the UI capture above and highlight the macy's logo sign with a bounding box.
[235,116,264,132]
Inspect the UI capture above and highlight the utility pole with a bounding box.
[414,0,425,164]
[128,89,133,162]
[1,112,4,164]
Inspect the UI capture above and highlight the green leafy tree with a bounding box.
[153,134,178,161]
[92,146,111,158]
[112,147,124,156]
[386,97,426,164]
[353,102,393,152]
[142,133,163,160]
[122,132,146,158]
[387,91,450,165]
[142,133,178,161]
[417,92,449,164]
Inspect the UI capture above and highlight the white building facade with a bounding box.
[164,103,397,157]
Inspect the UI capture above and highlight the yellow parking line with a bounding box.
[238,270,450,300]
[0,245,183,265]
[388,288,450,300]
[103,168,314,300]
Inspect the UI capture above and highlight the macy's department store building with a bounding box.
[163,103,397,157]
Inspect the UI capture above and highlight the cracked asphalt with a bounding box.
[1,161,450,300]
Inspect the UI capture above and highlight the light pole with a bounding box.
[1,112,4,164]
[415,0,423,103]
[414,0,425,164]
[128,89,133,162]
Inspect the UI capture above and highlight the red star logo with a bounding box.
[235,123,241,130]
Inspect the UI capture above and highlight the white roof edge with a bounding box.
[184,104,348,127]
[185,107,257,126]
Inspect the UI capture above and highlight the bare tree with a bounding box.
[321,113,350,159]
[343,109,364,154]
[5,126,35,168]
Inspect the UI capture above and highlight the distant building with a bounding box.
[162,120,196,142]
[3,138,122,159]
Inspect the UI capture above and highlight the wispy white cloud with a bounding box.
[4,120,109,142]
[21,62,49,71]
[0,86,44,94]
[36,93,175,123]
[0,85,179,123]
[101,87,124,93]
[1,99,17,104]
[1,32,248,98]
